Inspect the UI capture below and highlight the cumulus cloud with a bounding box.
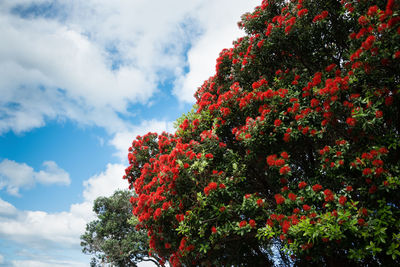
[0,0,201,135]
[82,163,128,204]
[0,0,259,134]
[0,159,70,196]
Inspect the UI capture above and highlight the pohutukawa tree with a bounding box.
[124,0,400,266]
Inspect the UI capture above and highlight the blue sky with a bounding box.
[0,0,259,266]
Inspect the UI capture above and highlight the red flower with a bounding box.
[299,181,307,189]
[274,119,282,127]
[211,226,217,234]
[279,166,291,175]
[249,219,256,228]
[386,0,395,15]
[339,196,347,206]
[379,147,389,154]
[297,8,308,17]
[367,5,378,16]
[346,186,353,192]
[275,159,285,166]
[362,168,372,176]
[346,117,356,127]
[303,204,311,211]
[208,182,217,190]
[257,199,264,207]
[282,220,291,234]
[358,218,365,226]
[358,16,368,26]
[219,183,226,189]
[176,214,185,222]
[375,110,383,118]
[239,220,247,228]
[312,184,322,192]
[288,193,297,201]
[361,208,368,216]
[267,154,277,166]
[325,63,336,72]
[323,189,334,202]
[283,133,291,142]
[153,208,162,220]
[281,151,289,159]
[205,153,214,159]
[275,194,285,205]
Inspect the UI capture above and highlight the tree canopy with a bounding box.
[124,0,400,266]
[80,190,160,266]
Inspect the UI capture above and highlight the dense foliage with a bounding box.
[80,190,160,267]
[124,0,400,266]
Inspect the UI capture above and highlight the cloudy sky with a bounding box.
[0,0,259,266]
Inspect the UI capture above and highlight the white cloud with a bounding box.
[0,0,202,135]
[82,163,128,204]
[0,162,129,248]
[0,254,4,264]
[173,0,260,103]
[0,198,17,216]
[0,0,258,134]
[0,159,70,196]
[34,161,70,185]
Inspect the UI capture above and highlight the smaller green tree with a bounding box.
[80,190,161,267]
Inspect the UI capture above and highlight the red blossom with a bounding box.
[267,154,277,166]
[282,220,291,234]
[303,204,311,211]
[312,184,323,192]
[367,5,378,16]
[346,117,356,127]
[299,181,307,189]
[323,189,334,202]
[339,196,347,206]
[274,119,282,127]
[288,193,297,201]
[281,151,289,159]
[279,166,291,175]
[205,153,214,159]
[239,220,247,228]
[275,194,285,205]
[297,8,308,17]
[362,168,372,176]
